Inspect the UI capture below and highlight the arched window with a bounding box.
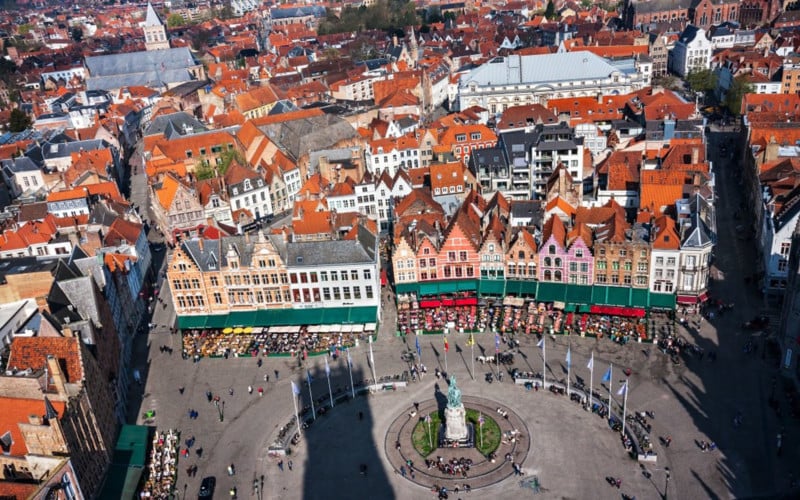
[544,257,552,267]
[544,270,552,281]
[555,258,562,267]
[548,245,556,255]
[554,270,562,281]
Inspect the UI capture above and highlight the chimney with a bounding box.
[61,326,73,338]
[691,146,699,165]
[28,415,43,425]
[198,238,204,251]
[46,355,67,396]
[597,94,603,104]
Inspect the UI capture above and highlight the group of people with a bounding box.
[425,456,473,477]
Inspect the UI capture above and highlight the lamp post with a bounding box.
[664,467,671,500]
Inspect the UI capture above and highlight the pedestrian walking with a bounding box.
[258,387,264,397]
[248,385,253,394]
[229,387,234,396]
[278,461,284,471]
[274,370,279,379]
[257,359,263,368]
[288,460,293,471]
[179,386,185,395]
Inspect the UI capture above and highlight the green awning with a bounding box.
[457,279,478,292]
[419,282,439,296]
[205,315,228,328]
[650,292,676,309]
[537,282,568,302]
[479,279,506,296]
[566,284,593,304]
[606,286,631,306]
[519,280,537,296]
[98,425,150,500]
[395,282,418,294]
[178,315,207,329]
[578,304,592,313]
[348,306,378,324]
[591,285,607,305]
[226,310,258,327]
[564,303,578,312]
[630,288,650,308]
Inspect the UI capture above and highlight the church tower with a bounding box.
[143,2,170,51]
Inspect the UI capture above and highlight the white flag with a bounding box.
[617,380,628,396]
[587,352,594,371]
[537,338,544,348]
[325,356,330,376]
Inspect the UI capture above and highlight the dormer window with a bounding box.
[244,179,252,191]
[232,187,239,196]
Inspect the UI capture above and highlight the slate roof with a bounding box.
[461,51,626,88]
[145,2,164,27]
[1,156,39,174]
[510,200,544,226]
[258,114,359,161]
[85,47,197,91]
[286,232,376,267]
[144,112,207,138]
[681,212,713,248]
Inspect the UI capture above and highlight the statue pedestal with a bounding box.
[444,404,468,442]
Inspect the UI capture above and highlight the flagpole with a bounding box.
[543,339,547,389]
[588,351,594,409]
[426,416,432,450]
[470,341,475,381]
[307,372,316,420]
[368,335,378,388]
[608,364,613,415]
[444,335,448,372]
[325,359,334,408]
[291,384,302,438]
[621,381,629,439]
[567,344,571,396]
[347,349,355,399]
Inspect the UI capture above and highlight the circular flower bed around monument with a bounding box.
[412,410,501,457]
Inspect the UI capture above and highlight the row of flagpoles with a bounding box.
[288,334,631,441]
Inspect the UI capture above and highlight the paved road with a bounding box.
[125,130,800,499]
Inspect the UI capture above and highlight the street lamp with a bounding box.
[664,467,671,500]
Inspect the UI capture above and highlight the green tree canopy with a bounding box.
[167,13,185,28]
[8,109,31,132]
[318,0,419,35]
[685,68,717,93]
[724,75,754,116]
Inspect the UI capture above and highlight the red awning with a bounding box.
[677,295,698,305]
[441,299,456,307]
[698,291,709,302]
[380,270,388,286]
[455,297,478,306]
[590,305,646,318]
[419,300,441,309]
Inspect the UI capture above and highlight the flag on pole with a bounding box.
[325,357,330,376]
[495,333,500,353]
[444,336,449,353]
[415,335,421,357]
[346,348,352,366]
[291,381,301,395]
[425,415,431,423]
[478,413,485,426]
[602,366,612,383]
[306,370,313,385]
[587,352,594,371]
[617,380,628,396]
[566,347,571,368]
[467,333,475,346]
[537,338,544,348]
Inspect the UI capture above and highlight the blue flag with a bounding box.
[602,366,611,383]
[495,333,500,353]
[537,338,544,348]
[415,335,421,357]
[566,347,571,368]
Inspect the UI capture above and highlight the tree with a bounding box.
[724,75,754,116]
[544,0,556,19]
[8,109,31,132]
[167,14,185,28]
[652,74,681,90]
[685,68,717,94]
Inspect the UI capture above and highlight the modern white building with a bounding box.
[457,51,650,113]
[365,136,421,177]
[225,163,273,220]
[668,25,712,77]
[285,230,380,311]
[675,196,715,305]
[1,157,45,199]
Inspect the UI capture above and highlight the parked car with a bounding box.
[198,476,216,499]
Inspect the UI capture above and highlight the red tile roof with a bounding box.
[0,396,66,456]
[7,337,84,384]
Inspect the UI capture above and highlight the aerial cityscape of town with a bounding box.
[0,0,799,498]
